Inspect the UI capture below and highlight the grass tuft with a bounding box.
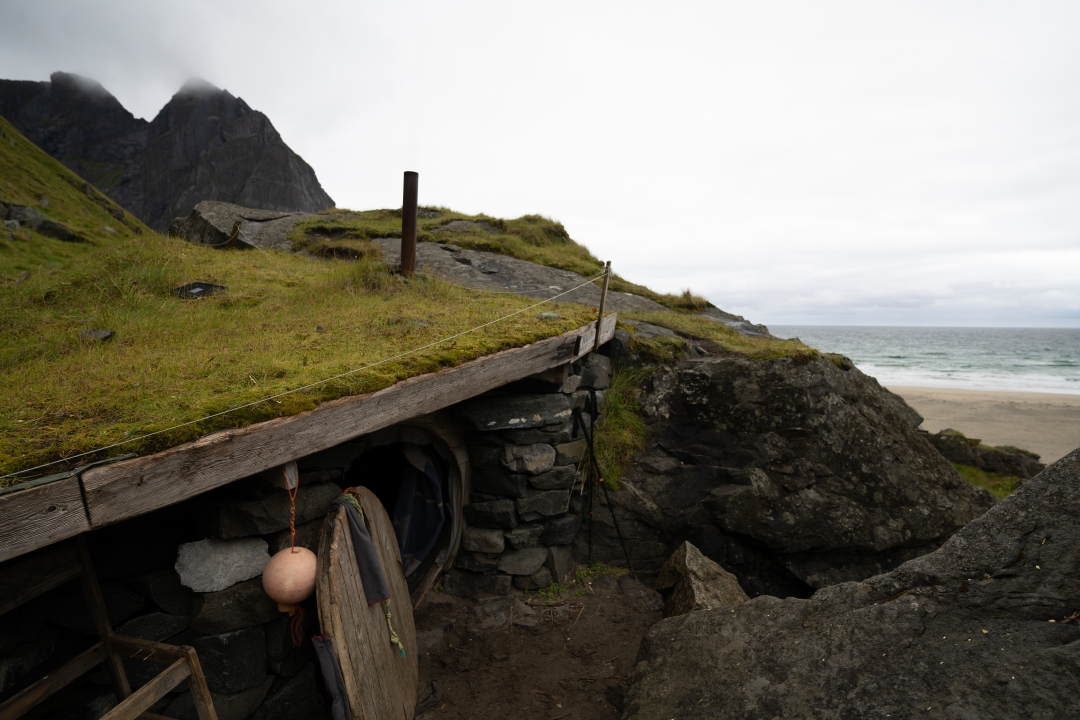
[953,463,1020,500]
[583,368,647,491]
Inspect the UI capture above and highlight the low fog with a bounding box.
[2,0,1078,326]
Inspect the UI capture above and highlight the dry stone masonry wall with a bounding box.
[442,352,613,598]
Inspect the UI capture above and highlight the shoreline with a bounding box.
[888,386,1080,465]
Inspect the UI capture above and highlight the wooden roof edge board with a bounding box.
[77,313,617,532]
[0,476,91,564]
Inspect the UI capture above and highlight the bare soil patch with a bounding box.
[413,575,661,720]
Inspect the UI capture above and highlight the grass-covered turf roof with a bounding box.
[0,115,810,485]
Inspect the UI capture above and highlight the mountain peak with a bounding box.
[176,77,223,98]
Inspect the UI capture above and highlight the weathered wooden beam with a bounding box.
[81,314,616,530]
[0,541,80,616]
[0,641,109,720]
[99,657,190,720]
[0,476,89,564]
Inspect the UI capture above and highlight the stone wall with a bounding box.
[440,351,612,598]
[0,478,330,720]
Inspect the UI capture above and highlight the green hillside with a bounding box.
[0,115,807,484]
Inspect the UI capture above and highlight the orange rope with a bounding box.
[283,467,298,551]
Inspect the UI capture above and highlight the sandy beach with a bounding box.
[889,386,1080,465]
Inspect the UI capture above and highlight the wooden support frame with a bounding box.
[0,536,218,720]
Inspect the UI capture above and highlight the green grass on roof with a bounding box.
[0,117,597,482]
[289,210,712,312]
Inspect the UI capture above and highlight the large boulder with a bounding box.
[654,542,748,617]
[926,428,1045,479]
[623,448,1080,720]
[579,354,995,596]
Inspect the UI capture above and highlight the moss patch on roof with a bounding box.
[0,118,597,482]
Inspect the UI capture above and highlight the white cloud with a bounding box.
[2,0,1078,326]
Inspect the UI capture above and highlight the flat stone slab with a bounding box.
[175,538,270,593]
[457,394,572,432]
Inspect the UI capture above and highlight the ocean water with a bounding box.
[770,326,1080,395]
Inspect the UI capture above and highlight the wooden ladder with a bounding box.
[0,536,218,720]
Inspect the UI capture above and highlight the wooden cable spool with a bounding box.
[316,487,418,720]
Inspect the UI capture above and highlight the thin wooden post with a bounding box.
[76,535,132,701]
[400,171,418,275]
[593,261,611,351]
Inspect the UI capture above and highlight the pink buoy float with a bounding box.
[263,546,318,606]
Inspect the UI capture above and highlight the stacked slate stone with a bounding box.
[444,352,611,597]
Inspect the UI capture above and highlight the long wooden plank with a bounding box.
[316,489,418,720]
[99,658,190,720]
[0,476,89,564]
[0,541,80,616]
[81,314,616,529]
[0,641,109,720]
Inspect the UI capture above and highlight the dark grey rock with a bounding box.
[201,481,340,539]
[617,575,664,613]
[126,568,196,616]
[176,537,270,593]
[467,445,502,470]
[623,449,1080,720]
[545,545,575,584]
[462,527,505,554]
[554,440,587,466]
[454,552,500,574]
[497,548,548,575]
[266,518,323,555]
[528,465,577,490]
[516,490,567,519]
[171,282,227,300]
[540,515,582,546]
[926,428,1045,479]
[579,353,611,389]
[49,581,146,634]
[501,443,556,474]
[456,394,572,432]
[191,578,278,634]
[463,500,518,529]
[513,567,553,591]
[264,615,312,678]
[471,469,528,498]
[442,572,512,598]
[191,625,267,694]
[165,676,274,720]
[654,541,748,617]
[251,662,326,720]
[78,329,114,342]
[116,612,191,642]
[6,204,43,227]
[502,421,575,445]
[588,355,996,596]
[38,218,85,242]
[2,219,18,231]
[504,523,543,550]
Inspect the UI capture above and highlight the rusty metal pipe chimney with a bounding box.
[400,171,419,275]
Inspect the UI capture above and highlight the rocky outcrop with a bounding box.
[579,350,995,597]
[623,449,1080,720]
[0,73,333,230]
[926,428,1045,479]
[654,542,748,617]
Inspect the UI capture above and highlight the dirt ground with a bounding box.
[412,572,662,720]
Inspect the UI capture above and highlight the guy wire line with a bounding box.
[2,270,610,481]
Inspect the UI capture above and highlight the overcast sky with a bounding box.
[2,1,1078,327]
